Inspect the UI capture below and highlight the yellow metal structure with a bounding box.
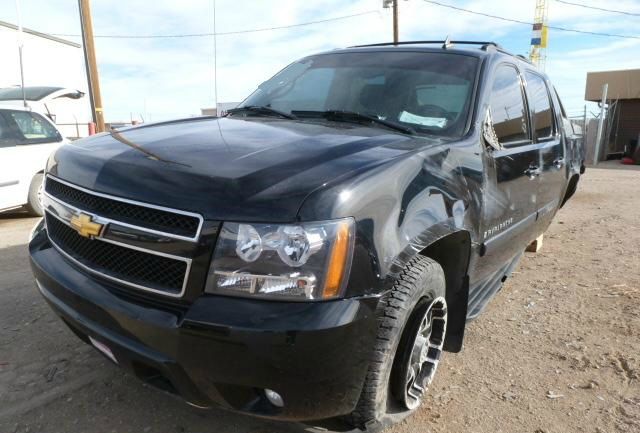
[529,0,549,70]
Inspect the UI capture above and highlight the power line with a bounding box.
[421,0,640,40]
[50,10,380,39]
[554,0,640,17]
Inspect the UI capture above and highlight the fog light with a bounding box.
[265,388,284,408]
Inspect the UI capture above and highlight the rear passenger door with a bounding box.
[480,64,540,273]
[524,71,566,231]
[0,112,21,210]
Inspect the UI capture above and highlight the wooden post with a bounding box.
[392,0,399,44]
[78,0,105,133]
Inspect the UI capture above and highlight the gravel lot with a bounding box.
[1,163,638,433]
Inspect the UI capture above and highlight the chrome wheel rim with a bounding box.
[402,296,447,410]
[37,180,44,207]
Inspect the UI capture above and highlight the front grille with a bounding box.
[46,214,188,295]
[45,177,200,238]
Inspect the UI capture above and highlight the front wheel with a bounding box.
[346,255,447,430]
[391,295,447,410]
[24,173,44,217]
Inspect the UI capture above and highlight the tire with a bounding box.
[346,255,447,431]
[24,173,44,217]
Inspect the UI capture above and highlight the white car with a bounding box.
[0,104,67,216]
[0,86,87,139]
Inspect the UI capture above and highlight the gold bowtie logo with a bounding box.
[70,213,103,239]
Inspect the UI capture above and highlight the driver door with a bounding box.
[479,64,540,277]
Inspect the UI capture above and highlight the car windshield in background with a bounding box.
[240,51,479,136]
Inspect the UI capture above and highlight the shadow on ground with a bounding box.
[0,231,358,433]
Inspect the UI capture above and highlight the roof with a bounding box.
[0,86,84,102]
[585,69,640,102]
[0,20,80,48]
[326,40,532,66]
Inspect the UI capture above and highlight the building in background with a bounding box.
[0,20,91,138]
[201,102,241,117]
[585,69,640,163]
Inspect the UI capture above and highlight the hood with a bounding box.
[48,117,448,221]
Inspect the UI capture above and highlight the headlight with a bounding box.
[206,218,355,300]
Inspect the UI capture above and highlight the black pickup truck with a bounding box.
[29,41,583,430]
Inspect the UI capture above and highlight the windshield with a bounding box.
[240,51,478,136]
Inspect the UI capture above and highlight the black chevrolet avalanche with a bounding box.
[29,41,583,430]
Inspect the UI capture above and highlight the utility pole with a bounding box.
[392,0,398,44]
[383,0,399,44]
[213,0,218,114]
[14,0,27,108]
[78,0,105,132]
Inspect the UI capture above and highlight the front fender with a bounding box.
[297,139,483,298]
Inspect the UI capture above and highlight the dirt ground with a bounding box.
[1,163,639,433]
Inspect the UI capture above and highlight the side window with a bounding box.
[525,72,554,141]
[489,65,529,145]
[7,110,62,144]
[0,112,17,148]
[554,87,575,136]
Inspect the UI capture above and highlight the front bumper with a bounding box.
[29,231,379,421]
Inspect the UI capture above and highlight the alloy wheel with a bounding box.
[401,296,447,410]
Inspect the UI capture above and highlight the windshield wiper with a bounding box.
[226,105,298,120]
[292,110,414,135]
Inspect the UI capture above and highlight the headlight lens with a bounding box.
[206,218,355,300]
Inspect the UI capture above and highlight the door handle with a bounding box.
[524,165,541,179]
[553,157,565,169]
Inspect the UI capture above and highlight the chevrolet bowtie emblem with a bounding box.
[69,213,103,239]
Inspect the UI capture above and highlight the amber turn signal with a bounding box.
[322,220,352,298]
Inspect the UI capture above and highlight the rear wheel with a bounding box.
[24,173,44,217]
[346,255,447,430]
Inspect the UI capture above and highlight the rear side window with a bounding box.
[489,65,529,145]
[6,110,61,144]
[554,86,575,136]
[525,72,554,141]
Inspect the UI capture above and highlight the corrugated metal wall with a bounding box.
[610,99,640,155]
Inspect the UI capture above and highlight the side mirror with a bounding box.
[482,108,502,151]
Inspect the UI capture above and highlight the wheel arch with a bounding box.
[418,230,471,352]
[560,173,579,208]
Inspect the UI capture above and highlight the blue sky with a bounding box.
[1,0,639,122]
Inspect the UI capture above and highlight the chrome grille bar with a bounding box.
[45,175,204,242]
[41,176,202,298]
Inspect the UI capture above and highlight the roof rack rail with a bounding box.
[347,40,534,64]
[515,54,533,64]
[350,40,502,49]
